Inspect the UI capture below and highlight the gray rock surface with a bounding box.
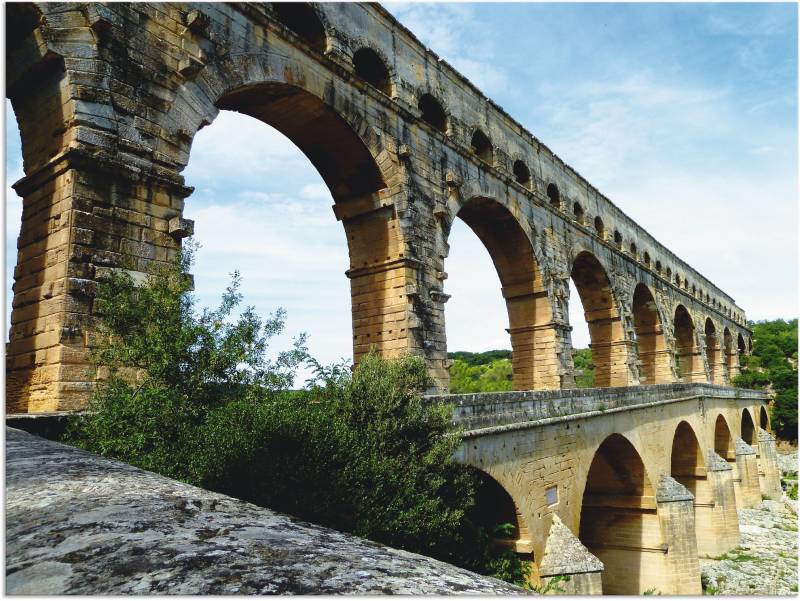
[5,428,525,595]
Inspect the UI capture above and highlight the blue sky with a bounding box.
[5,2,797,380]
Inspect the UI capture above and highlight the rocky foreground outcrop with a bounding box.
[5,427,525,595]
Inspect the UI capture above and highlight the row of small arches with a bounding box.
[272,3,745,328]
[546,182,744,325]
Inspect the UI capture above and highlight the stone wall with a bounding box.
[5,427,524,595]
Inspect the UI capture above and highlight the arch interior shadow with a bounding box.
[579,434,659,595]
[571,253,628,388]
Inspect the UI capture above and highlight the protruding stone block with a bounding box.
[168,217,195,239]
[539,514,603,595]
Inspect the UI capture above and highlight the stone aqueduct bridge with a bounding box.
[5,2,775,595]
[7,2,755,411]
[428,385,777,594]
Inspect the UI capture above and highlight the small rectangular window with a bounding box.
[546,485,558,506]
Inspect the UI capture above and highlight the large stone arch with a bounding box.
[466,467,534,566]
[713,414,736,461]
[673,305,706,383]
[165,65,423,370]
[577,432,699,594]
[760,405,770,432]
[669,420,730,557]
[741,408,756,446]
[631,283,672,384]
[704,317,724,384]
[722,327,736,382]
[445,196,560,390]
[569,251,633,387]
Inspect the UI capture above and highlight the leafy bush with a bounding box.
[65,245,524,584]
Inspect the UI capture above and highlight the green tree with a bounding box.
[734,319,798,441]
[65,246,521,584]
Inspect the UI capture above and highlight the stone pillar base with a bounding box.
[758,428,783,500]
[735,438,762,508]
[703,451,740,556]
[656,475,702,595]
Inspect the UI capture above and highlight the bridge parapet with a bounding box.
[426,384,769,436]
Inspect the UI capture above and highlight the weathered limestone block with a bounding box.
[5,428,524,595]
[757,428,783,500]
[655,474,702,595]
[735,438,762,508]
[539,514,603,595]
[704,450,741,556]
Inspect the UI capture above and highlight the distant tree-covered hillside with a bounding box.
[734,319,798,441]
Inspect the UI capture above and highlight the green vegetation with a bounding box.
[448,350,513,393]
[448,348,594,392]
[572,348,595,388]
[733,319,798,441]
[64,246,531,587]
[782,477,798,501]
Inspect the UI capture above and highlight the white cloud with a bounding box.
[386,3,510,96]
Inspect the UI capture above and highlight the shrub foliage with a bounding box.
[66,246,531,586]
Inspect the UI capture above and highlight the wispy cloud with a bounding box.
[385,3,510,96]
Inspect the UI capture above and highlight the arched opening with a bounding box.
[513,160,531,186]
[547,183,560,209]
[613,230,623,248]
[418,93,447,133]
[570,252,629,387]
[205,83,406,377]
[573,202,585,225]
[629,242,637,259]
[723,327,734,382]
[655,260,662,273]
[632,284,669,384]
[704,318,720,384]
[741,409,755,446]
[671,421,716,556]
[737,333,747,364]
[471,129,493,164]
[674,305,704,383]
[675,274,682,288]
[666,267,672,279]
[468,469,531,556]
[714,415,735,462]
[671,421,706,498]
[594,216,605,238]
[760,406,770,431]
[579,434,657,595]
[449,197,558,390]
[352,47,391,96]
[643,251,650,267]
[272,2,327,52]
